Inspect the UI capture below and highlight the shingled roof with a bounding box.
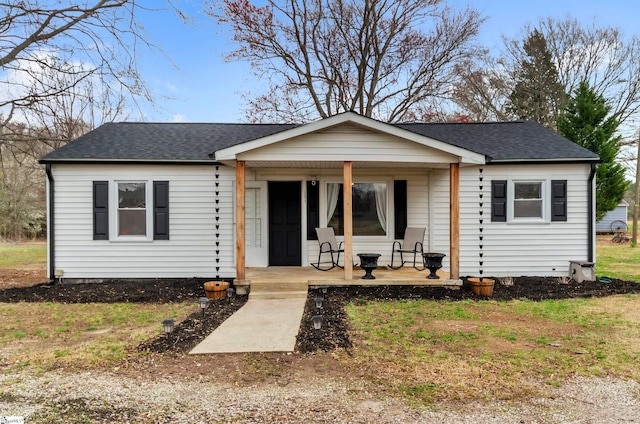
[40,117,598,163]
[41,122,299,162]
[394,120,598,162]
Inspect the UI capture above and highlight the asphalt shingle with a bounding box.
[395,120,599,162]
[41,122,299,161]
[40,119,599,163]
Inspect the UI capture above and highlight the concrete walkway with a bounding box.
[189,296,307,354]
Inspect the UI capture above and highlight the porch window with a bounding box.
[326,182,387,236]
[245,187,262,247]
[117,182,147,236]
[513,181,543,219]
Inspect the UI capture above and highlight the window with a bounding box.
[92,180,169,241]
[513,181,543,219]
[326,182,387,236]
[117,182,147,236]
[491,179,566,223]
[245,187,262,247]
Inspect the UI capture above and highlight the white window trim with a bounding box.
[321,178,393,240]
[110,180,153,242]
[507,179,550,223]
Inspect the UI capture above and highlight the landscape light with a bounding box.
[311,315,323,330]
[226,287,235,303]
[320,285,328,293]
[199,297,209,316]
[315,296,324,309]
[162,318,175,336]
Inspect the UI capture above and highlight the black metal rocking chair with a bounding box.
[311,227,344,271]
[388,227,426,270]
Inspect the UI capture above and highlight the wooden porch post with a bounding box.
[343,161,353,280]
[236,161,245,280]
[450,163,460,279]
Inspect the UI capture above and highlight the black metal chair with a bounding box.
[311,227,344,271]
[389,227,425,270]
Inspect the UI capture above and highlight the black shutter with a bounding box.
[491,180,507,222]
[93,181,109,240]
[153,181,170,240]
[551,180,567,222]
[307,180,320,240]
[394,180,407,239]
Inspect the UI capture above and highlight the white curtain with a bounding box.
[326,183,341,223]
[374,183,387,232]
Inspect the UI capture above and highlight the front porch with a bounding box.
[236,265,462,291]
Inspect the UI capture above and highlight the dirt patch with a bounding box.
[0,268,47,289]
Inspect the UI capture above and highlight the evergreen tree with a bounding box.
[507,29,566,128]
[557,81,629,221]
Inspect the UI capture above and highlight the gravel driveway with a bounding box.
[2,371,638,423]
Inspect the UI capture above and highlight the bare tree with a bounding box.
[451,56,513,122]
[513,18,640,127]
[0,0,154,132]
[210,0,484,123]
[0,0,159,240]
[453,18,640,129]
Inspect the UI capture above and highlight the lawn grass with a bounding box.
[596,235,640,281]
[0,301,194,368]
[0,243,47,268]
[345,294,640,404]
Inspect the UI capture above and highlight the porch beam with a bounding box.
[450,163,460,279]
[343,161,353,280]
[236,161,246,280]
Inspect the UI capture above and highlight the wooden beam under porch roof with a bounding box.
[236,160,246,280]
[343,161,353,280]
[450,162,460,279]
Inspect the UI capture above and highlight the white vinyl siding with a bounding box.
[49,160,592,280]
[50,164,235,279]
[431,164,592,277]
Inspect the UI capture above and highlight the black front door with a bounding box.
[268,181,302,266]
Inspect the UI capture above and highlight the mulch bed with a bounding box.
[2,276,639,354]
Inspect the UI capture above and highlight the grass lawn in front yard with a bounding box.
[0,301,195,368]
[345,294,640,404]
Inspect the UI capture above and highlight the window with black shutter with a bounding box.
[394,180,407,239]
[491,180,507,222]
[551,180,567,221]
[93,181,109,240]
[153,181,170,239]
[306,180,320,240]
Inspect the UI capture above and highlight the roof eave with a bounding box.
[39,158,221,165]
[486,157,601,165]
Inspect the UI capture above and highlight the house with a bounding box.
[39,112,599,283]
[596,200,629,233]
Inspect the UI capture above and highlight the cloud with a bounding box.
[171,113,187,122]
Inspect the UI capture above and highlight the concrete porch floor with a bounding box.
[239,265,461,288]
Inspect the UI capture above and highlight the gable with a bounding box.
[215,113,485,165]
[235,122,463,167]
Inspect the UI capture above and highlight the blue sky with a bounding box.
[135,0,640,123]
